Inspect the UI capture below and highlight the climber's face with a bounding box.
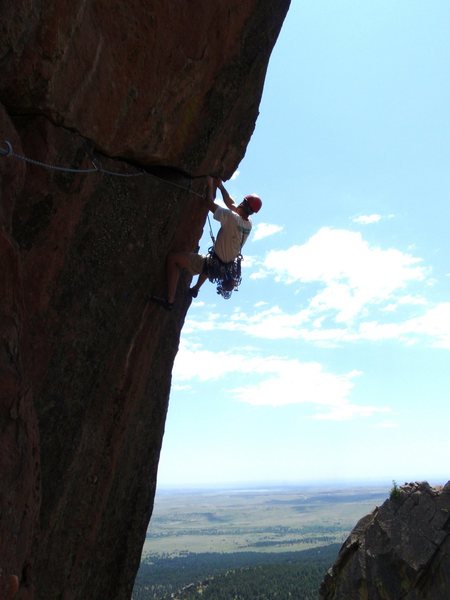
[237,200,250,219]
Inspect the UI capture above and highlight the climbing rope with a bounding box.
[207,212,216,244]
[0,138,206,197]
[0,139,98,173]
[90,158,145,178]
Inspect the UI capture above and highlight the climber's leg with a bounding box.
[166,252,191,304]
[190,272,208,298]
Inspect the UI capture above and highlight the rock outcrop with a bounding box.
[320,481,450,600]
[0,2,290,599]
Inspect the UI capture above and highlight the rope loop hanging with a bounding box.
[0,140,13,157]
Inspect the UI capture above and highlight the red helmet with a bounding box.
[244,194,262,214]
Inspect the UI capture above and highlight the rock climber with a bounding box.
[151,176,262,309]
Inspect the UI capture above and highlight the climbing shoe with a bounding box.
[148,295,174,311]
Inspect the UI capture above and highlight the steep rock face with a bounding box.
[320,482,450,600]
[0,2,290,599]
[1,0,288,177]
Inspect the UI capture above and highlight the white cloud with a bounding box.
[184,298,450,350]
[231,362,359,409]
[352,214,382,224]
[241,255,257,269]
[172,384,192,392]
[263,227,429,321]
[254,301,268,308]
[353,303,450,348]
[173,343,244,382]
[313,403,390,421]
[249,269,270,280]
[230,170,240,180]
[173,340,284,382]
[189,300,206,308]
[252,223,284,242]
[406,302,450,349]
[382,294,428,312]
[184,227,449,349]
[183,312,221,335]
[351,214,395,225]
[233,305,312,340]
[173,341,386,421]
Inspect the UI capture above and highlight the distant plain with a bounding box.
[142,484,390,556]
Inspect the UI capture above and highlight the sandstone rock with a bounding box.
[0,106,40,600]
[320,481,450,600]
[0,2,290,599]
[1,0,290,178]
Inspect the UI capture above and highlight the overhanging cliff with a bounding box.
[0,2,291,599]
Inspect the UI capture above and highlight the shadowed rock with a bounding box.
[320,481,450,600]
[0,2,290,598]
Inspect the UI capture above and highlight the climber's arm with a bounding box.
[215,178,238,213]
[206,176,220,213]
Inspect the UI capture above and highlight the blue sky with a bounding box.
[157,1,450,487]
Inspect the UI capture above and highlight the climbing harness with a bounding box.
[0,138,205,197]
[204,250,242,300]
[204,213,243,300]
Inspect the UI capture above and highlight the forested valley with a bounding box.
[132,544,339,599]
